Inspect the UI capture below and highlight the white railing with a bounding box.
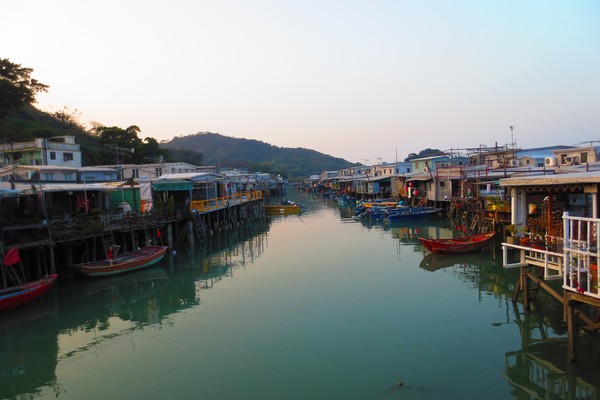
[502,212,600,298]
[502,243,563,280]
[562,212,600,298]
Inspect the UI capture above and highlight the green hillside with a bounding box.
[1,58,353,177]
[0,104,101,165]
[161,132,355,179]
[0,107,354,178]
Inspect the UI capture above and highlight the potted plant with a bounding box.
[531,232,545,250]
[505,224,519,244]
[519,226,531,247]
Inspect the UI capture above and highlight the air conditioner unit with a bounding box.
[545,157,556,166]
[509,159,519,167]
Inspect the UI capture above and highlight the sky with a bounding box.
[3,0,600,164]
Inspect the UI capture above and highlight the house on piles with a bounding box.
[500,168,600,361]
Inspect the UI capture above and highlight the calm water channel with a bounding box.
[2,191,599,400]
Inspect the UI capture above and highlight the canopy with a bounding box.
[152,180,193,191]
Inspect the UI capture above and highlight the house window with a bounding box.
[581,152,588,163]
[13,152,22,161]
[63,152,73,161]
[44,173,54,181]
[50,152,56,160]
[155,168,162,177]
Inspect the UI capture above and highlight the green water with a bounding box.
[1,193,599,399]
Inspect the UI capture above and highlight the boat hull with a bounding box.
[0,274,58,312]
[77,246,168,278]
[386,208,440,221]
[418,232,496,254]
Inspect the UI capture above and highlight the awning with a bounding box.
[406,173,432,181]
[152,180,193,191]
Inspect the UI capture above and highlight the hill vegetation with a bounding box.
[161,132,355,179]
[0,58,402,179]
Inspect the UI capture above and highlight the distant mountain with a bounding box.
[0,106,355,178]
[161,132,355,179]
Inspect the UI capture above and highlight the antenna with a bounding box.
[509,126,516,149]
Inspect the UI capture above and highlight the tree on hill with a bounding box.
[404,148,444,161]
[91,125,168,164]
[0,58,48,118]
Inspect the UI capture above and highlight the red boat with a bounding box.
[76,245,168,278]
[0,274,58,312]
[418,231,496,254]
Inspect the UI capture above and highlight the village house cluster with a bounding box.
[0,135,286,220]
[304,144,598,204]
[0,135,285,286]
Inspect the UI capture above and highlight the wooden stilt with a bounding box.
[512,274,521,302]
[567,295,578,361]
[187,220,194,245]
[167,223,173,249]
[522,266,530,309]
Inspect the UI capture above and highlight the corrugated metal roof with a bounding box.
[500,170,600,186]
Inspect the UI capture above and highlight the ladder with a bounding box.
[192,212,208,241]
[229,207,238,224]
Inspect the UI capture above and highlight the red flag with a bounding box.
[3,247,20,266]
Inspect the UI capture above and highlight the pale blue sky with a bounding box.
[3,1,599,163]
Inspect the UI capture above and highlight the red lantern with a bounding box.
[414,189,419,196]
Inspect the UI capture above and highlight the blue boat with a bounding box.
[385,207,441,221]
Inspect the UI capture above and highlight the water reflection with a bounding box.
[504,300,599,398]
[0,218,272,400]
[419,252,494,272]
[0,298,59,399]
[2,193,600,399]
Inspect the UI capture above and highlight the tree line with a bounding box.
[0,58,168,165]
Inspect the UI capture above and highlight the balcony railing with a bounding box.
[190,190,263,213]
[503,212,600,299]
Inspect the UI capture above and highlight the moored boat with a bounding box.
[0,274,58,312]
[358,200,400,208]
[75,245,168,278]
[385,207,441,221]
[265,202,301,214]
[418,231,496,254]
